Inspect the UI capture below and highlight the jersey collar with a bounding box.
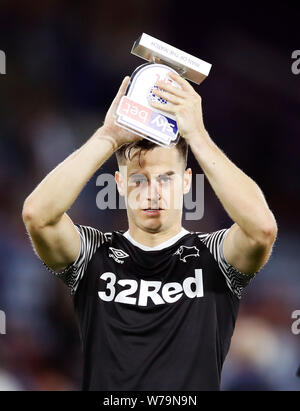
[122,228,190,251]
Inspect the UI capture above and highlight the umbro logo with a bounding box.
[173,245,200,262]
[108,247,129,264]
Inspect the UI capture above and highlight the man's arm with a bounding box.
[150,72,278,275]
[22,76,141,272]
[188,135,277,274]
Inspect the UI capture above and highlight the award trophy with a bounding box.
[115,33,212,147]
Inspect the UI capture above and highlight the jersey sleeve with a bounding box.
[42,224,105,296]
[198,228,258,299]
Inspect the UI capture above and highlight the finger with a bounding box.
[152,87,183,105]
[155,80,186,98]
[167,72,195,93]
[119,76,130,95]
[149,99,176,115]
[111,76,130,111]
[115,76,130,101]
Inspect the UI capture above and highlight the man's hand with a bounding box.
[100,76,142,148]
[149,72,206,144]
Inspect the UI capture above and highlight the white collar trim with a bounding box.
[123,228,189,251]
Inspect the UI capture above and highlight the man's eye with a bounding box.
[131,178,147,185]
[159,176,171,183]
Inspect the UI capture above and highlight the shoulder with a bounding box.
[192,228,254,299]
[43,224,120,296]
[191,228,229,255]
[195,228,229,242]
[74,224,114,248]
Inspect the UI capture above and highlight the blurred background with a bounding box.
[0,0,299,390]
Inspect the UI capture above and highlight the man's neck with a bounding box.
[127,224,183,248]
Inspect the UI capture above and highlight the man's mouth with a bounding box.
[142,208,164,215]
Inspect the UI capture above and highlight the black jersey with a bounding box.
[43,225,256,391]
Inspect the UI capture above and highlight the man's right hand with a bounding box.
[100,76,143,149]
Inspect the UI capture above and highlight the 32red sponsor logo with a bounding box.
[98,269,204,306]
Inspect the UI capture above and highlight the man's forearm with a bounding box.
[23,127,118,227]
[189,129,277,242]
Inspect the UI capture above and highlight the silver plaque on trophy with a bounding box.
[115,33,212,148]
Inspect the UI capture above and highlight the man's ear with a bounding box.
[115,170,126,196]
[183,168,192,195]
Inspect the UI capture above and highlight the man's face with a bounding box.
[115,145,191,233]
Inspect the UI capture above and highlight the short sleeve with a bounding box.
[42,224,105,296]
[198,228,258,299]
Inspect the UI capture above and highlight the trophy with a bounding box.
[115,33,212,147]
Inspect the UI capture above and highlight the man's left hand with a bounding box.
[149,72,206,144]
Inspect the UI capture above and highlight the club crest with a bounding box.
[173,245,200,262]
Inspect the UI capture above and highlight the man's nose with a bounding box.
[147,179,161,201]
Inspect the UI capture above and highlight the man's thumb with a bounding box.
[118,76,130,96]
[112,76,130,108]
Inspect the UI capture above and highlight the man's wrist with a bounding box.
[99,135,119,152]
[185,128,211,149]
[94,127,120,151]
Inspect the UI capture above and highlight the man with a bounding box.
[22,73,278,391]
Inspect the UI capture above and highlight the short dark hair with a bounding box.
[115,136,188,169]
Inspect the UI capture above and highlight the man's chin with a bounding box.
[138,215,164,232]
